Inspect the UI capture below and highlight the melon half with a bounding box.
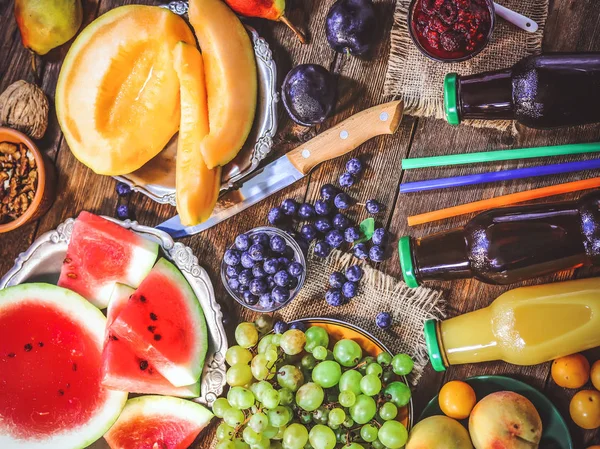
[56,5,195,175]
[0,283,127,449]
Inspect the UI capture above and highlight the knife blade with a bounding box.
[157,100,404,238]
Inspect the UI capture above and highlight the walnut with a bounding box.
[0,80,49,140]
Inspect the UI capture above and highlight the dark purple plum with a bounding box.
[326,0,378,56]
[282,64,336,126]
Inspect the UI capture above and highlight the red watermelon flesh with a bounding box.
[58,211,159,309]
[104,395,213,449]
[102,283,200,398]
[0,283,127,449]
[110,258,208,387]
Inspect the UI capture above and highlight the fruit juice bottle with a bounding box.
[398,190,600,288]
[424,277,600,371]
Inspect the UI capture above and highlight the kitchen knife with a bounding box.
[157,101,404,238]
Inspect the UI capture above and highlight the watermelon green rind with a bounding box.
[0,283,128,449]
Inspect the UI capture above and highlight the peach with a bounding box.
[469,391,542,449]
[406,415,474,449]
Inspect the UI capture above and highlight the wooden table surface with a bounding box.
[2,0,600,446]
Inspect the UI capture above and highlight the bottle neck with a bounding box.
[457,68,514,121]
[412,229,473,282]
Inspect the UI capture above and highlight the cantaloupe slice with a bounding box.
[173,42,221,226]
[189,0,258,169]
[56,6,195,176]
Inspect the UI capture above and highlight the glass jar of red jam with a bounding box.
[408,0,495,62]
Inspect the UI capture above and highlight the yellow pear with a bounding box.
[14,0,83,55]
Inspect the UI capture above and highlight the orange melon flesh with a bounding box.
[56,5,195,176]
[189,0,258,169]
[173,42,221,226]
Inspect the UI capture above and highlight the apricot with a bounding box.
[439,380,477,420]
[591,360,600,391]
[570,390,600,430]
[552,353,590,389]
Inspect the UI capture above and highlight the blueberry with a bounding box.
[263,257,279,275]
[300,223,318,241]
[278,257,291,267]
[353,243,369,260]
[289,321,307,331]
[272,286,290,304]
[346,158,363,175]
[288,261,304,278]
[269,235,287,253]
[314,240,332,258]
[268,207,285,225]
[329,271,346,289]
[116,204,131,220]
[342,281,358,299]
[369,245,385,262]
[365,199,382,214]
[252,233,270,247]
[241,252,255,269]
[227,277,240,291]
[333,213,352,230]
[234,234,250,251]
[339,172,355,188]
[116,182,131,197]
[314,199,332,216]
[315,217,333,233]
[249,278,268,296]
[320,183,339,200]
[298,203,316,219]
[288,276,299,289]
[259,293,274,309]
[376,312,392,329]
[252,264,266,279]
[237,284,249,293]
[346,265,364,282]
[266,275,276,289]
[344,226,360,242]
[325,229,344,248]
[326,288,344,307]
[226,265,242,278]
[224,249,241,266]
[372,228,388,246]
[281,199,299,216]
[334,192,352,210]
[238,269,253,286]
[274,270,291,287]
[274,320,289,334]
[243,290,259,305]
[248,244,266,261]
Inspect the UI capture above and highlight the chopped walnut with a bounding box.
[0,141,38,224]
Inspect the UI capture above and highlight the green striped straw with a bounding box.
[402,142,600,170]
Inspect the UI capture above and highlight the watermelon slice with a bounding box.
[58,211,159,309]
[0,283,127,449]
[104,395,213,449]
[102,283,200,397]
[110,258,208,387]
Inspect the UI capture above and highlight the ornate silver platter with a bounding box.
[0,216,228,410]
[114,8,279,206]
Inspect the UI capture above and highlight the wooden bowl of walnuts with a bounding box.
[0,127,56,233]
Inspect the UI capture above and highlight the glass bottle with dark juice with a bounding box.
[444,53,600,128]
[398,191,600,287]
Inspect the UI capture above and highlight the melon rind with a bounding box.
[0,283,128,449]
[104,395,213,449]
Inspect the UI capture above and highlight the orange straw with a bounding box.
[408,177,600,226]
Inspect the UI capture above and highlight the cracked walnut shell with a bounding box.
[0,80,49,139]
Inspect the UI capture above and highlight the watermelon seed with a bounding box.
[66,273,77,279]
[139,360,149,371]
[154,334,162,341]
[38,342,44,347]
[110,335,119,341]
[150,312,158,321]
[66,383,70,388]
[147,325,156,333]
[58,389,65,396]
[63,257,72,264]
[72,363,78,371]
[24,343,32,352]
[7,353,15,358]
[140,295,147,303]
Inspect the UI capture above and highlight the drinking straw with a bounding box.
[407,177,600,226]
[400,158,600,193]
[402,142,600,170]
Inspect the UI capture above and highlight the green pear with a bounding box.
[14,0,83,55]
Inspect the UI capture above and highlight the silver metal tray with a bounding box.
[0,216,228,409]
[114,13,279,206]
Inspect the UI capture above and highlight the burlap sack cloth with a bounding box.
[384,0,550,131]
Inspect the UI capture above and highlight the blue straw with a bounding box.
[400,158,600,193]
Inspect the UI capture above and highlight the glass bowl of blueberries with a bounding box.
[221,226,307,312]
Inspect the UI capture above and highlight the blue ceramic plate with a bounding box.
[420,375,573,449]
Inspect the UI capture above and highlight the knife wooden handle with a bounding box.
[286,100,404,175]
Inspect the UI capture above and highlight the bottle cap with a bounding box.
[398,236,419,288]
[424,320,447,372]
[444,73,460,126]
